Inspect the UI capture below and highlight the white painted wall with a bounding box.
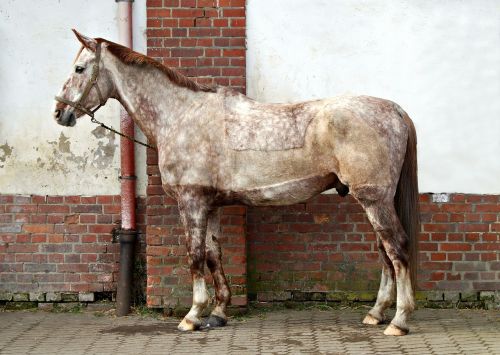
[0,0,148,195]
[247,0,500,193]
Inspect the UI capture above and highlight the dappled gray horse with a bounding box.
[54,30,419,336]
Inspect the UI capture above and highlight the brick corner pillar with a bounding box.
[145,0,248,308]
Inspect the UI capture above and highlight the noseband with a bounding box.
[55,43,106,118]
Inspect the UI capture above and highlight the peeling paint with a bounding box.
[0,142,13,168]
[91,127,117,169]
[45,133,88,174]
[57,133,71,153]
[38,130,117,175]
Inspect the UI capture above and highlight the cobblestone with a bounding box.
[0,308,498,354]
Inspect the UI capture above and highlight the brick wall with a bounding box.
[247,194,499,302]
[0,195,146,300]
[146,0,246,93]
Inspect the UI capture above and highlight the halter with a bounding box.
[54,44,155,149]
[55,43,106,118]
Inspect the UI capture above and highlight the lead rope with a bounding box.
[90,116,155,150]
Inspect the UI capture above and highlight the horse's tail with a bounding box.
[394,111,420,295]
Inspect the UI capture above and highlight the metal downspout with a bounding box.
[115,0,136,317]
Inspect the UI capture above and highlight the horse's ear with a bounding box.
[72,29,97,52]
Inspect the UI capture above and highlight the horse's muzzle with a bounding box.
[55,110,76,127]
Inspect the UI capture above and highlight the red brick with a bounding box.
[172,8,203,17]
[7,205,37,213]
[23,224,54,234]
[430,272,445,281]
[64,196,81,204]
[421,261,452,270]
[221,28,245,37]
[230,18,245,27]
[197,0,214,6]
[223,205,246,215]
[48,235,64,243]
[31,235,47,243]
[148,8,171,18]
[423,223,456,232]
[430,252,446,261]
[474,243,500,251]
[47,196,64,204]
[459,224,489,232]
[480,253,497,261]
[476,204,500,212]
[147,246,171,256]
[447,253,463,261]
[440,243,471,251]
[222,8,245,17]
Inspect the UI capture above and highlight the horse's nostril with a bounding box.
[54,109,62,119]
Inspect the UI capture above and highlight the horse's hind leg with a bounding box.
[202,208,231,328]
[355,191,415,336]
[362,262,394,325]
[176,194,210,331]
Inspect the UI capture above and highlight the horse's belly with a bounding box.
[225,173,337,206]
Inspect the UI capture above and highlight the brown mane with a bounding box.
[96,38,216,93]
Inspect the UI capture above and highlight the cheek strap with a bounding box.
[55,43,105,118]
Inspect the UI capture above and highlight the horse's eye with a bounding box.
[75,66,85,74]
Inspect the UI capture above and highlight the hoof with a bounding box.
[177,317,201,331]
[384,323,409,336]
[200,315,227,329]
[362,314,384,325]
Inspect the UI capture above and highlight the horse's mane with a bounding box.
[96,38,217,93]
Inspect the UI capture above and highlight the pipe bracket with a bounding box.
[119,175,137,180]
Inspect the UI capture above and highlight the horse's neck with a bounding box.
[110,61,205,145]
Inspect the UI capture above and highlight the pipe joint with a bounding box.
[112,228,137,244]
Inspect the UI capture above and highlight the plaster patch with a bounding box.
[0,142,13,168]
[91,127,117,169]
[432,193,450,203]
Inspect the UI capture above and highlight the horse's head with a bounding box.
[53,30,114,127]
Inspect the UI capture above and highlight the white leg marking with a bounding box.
[178,278,209,331]
[385,261,414,336]
[364,266,394,325]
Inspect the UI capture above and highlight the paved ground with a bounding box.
[0,308,498,354]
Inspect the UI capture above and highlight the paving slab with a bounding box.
[0,308,498,354]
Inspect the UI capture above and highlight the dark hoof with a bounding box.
[200,315,227,329]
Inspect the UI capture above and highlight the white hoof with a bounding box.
[362,313,384,325]
[384,323,409,336]
[177,317,201,331]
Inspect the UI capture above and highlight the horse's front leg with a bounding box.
[177,195,210,331]
[202,208,231,328]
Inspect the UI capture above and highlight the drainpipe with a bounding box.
[115,0,136,317]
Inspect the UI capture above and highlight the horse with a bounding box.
[54,30,419,336]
